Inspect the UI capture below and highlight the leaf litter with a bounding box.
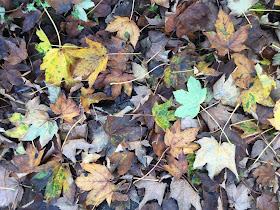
[1,0,280,209]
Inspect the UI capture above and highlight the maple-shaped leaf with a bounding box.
[164,120,199,158]
[174,76,207,118]
[0,165,23,208]
[104,69,135,98]
[104,115,147,146]
[40,44,76,86]
[203,8,250,56]
[268,99,280,130]
[164,49,195,90]
[231,53,254,88]
[227,0,258,16]
[256,64,276,92]
[105,16,140,48]
[194,61,218,76]
[0,63,24,92]
[35,29,51,54]
[4,38,28,65]
[163,151,189,180]
[75,163,114,206]
[134,175,167,210]
[254,163,278,192]
[81,92,112,113]
[109,150,135,175]
[193,136,238,179]
[238,78,275,114]
[68,38,108,86]
[32,162,75,203]
[50,93,79,124]
[152,98,177,131]
[5,113,29,139]
[13,144,44,174]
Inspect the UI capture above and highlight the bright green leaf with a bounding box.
[174,76,207,118]
[152,98,177,131]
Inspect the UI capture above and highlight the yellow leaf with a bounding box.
[68,38,108,87]
[195,61,217,76]
[41,45,76,86]
[255,64,276,94]
[35,29,51,54]
[268,99,280,130]
[105,16,140,48]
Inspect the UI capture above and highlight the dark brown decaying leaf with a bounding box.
[109,150,135,175]
[4,39,28,65]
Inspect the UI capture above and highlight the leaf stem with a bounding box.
[272,43,280,51]
[40,0,61,48]
[86,0,104,15]
[130,0,136,20]
[249,8,280,12]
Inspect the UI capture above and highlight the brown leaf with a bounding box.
[231,53,254,88]
[13,144,45,174]
[75,163,114,206]
[0,64,24,92]
[203,8,249,56]
[50,93,80,124]
[164,120,199,158]
[165,2,211,38]
[254,163,278,192]
[109,150,135,175]
[257,193,279,210]
[4,39,28,65]
[163,151,189,180]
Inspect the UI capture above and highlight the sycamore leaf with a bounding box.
[164,120,200,158]
[41,45,76,86]
[21,119,58,148]
[255,64,276,90]
[35,29,51,54]
[75,163,114,206]
[193,136,238,179]
[50,93,79,124]
[105,16,140,48]
[203,8,250,56]
[268,99,280,130]
[231,53,254,88]
[232,120,261,138]
[152,98,177,131]
[13,144,44,174]
[5,113,29,139]
[68,38,108,87]
[238,78,275,114]
[109,150,135,175]
[72,0,95,22]
[170,178,202,210]
[272,52,280,66]
[163,151,189,180]
[174,76,207,118]
[194,61,218,76]
[227,0,258,16]
[4,39,28,65]
[226,183,253,209]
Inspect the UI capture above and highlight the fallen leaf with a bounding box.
[194,61,218,76]
[268,99,280,130]
[170,178,202,210]
[5,113,29,139]
[152,98,177,131]
[35,29,52,55]
[104,115,147,146]
[104,68,135,98]
[68,38,108,87]
[231,53,254,88]
[132,62,149,82]
[213,74,241,107]
[227,0,258,16]
[46,0,75,14]
[164,120,199,158]
[232,120,261,138]
[257,193,279,210]
[72,0,95,22]
[0,64,24,92]
[13,144,44,174]
[174,76,207,118]
[50,93,80,124]
[0,165,23,208]
[130,86,152,109]
[238,78,275,114]
[254,163,279,193]
[151,0,169,8]
[128,140,150,166]
[225,183,253,210]
[193,136,238,179]
[109,150,135,175]
[203,8,250,56]
[62,139,94,163]
[163,151,189,180]
[75,163,114,206]
[105,16,140,48]
[4,39,28,65]
[134,176,167,210]
[256,64,276,91]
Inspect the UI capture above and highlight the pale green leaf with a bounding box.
[72,0,95,22]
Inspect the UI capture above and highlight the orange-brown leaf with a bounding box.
[50,93,79,123]
[13,144,44,174]
[254,163,278,191]
[164,120,199,158]
[163,151,189,180]
[75,163,114,206]
[109,150,135,175]
[203,8,249,56]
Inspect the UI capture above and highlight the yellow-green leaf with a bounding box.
[5,113,29,139]
[35,29,52,54]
